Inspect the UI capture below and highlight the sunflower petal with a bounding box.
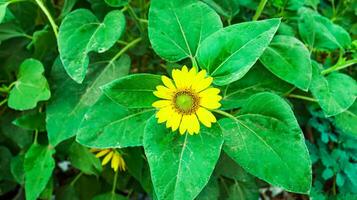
[102,151,114,165]
[95,149,110,158]
[162,76,176,90]
[196,107,217,127]
[111,152,120,172]
[152,100,171,108]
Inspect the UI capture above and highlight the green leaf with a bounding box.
[202,0,240,18]
[24,144,55,200]
[148,0,222,62]
[0,0,10,24]
[0,146,12,181]
[46,55,130,146]
[58,9,126,83]
[10,154,25,184]
[196,177,219,200]
[76,95,155,148]
[93,192,127,200]
[221,64,292,110]
[0,112,32,148]
[220,92,312,194]
[197,18,281,86]
[144,116,223,200]
[102,74,161,109]
[12,112,46,131]
[260,35,312,91]
[310,62,357,117]
[298,8,351,51]
[68,142,102,175]
[104,0,128,7]
[334,101,357,137]
[0,22,28,43]
[8,58,51,110]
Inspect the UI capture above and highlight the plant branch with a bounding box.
[253,0,268,21]
[111,170,119,195]
[0,98,8,107]
[70,172,83,187]
[287,94,317,102]
[110,37,142,63]
[35,0,58,38]
[321,59,357,75]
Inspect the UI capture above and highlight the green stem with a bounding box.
[110,37,142,63]
[287,94,317,102]
[33,130,39,144]
[190,56,199,71]
[35,0,58,38]
[252,0,268,21]
[70,172,83,187]
[212,109,236,120]
[0,98,8,106]
[321,59,357,75]
[111,170,119,195]
[128,4,144,33]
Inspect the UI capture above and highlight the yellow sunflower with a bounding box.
[91,149,126,172]
[152,66,222,135]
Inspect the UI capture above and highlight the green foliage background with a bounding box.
[0,0,356,199]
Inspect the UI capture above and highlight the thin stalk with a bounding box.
[0,98,8,106]
[35,0,58,38]
[70,172,83,187]
[111,170,119,195]
[321,59,357,75]
[190,56,199,71]
[287,94,317,102]
[212,109,236,120]
[110,37,142,63]
[252,0,268,21]
[33,130,39,144]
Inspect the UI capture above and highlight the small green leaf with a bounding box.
[68,142,102,175]
[334,101,357,137]
[148,0,222,62]
[0,22,28,42]
[220,92,312,194]
[0,146,12,181]
[298,8,351,51]
[144,116,223,200]
[196,177,219,200]
[221,64,292,110]
[0,0,10,24]
[104,0,128,7]
[8,58,51,110]
[10,154,25,184]
[77,95,155,148]
[197,18,280,86]
[310,62,357,117]
[102,74,161,109]
[24,144,55,200]
[58,9,126,83]
[12,112,46,131]
[260,35,312,91]
[46,55,130,146]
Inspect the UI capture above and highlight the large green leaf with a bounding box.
[58,9,126,83]
[260,35,311,91]
[310,62,357,117]
[334,101,357,137]
[24,144,55,200]
[8,58,51,110]
[144,117,223,200]
[197,18,280,86]
[76,95,155,148]
[202,0,240,18]
[148,0,222,62]
[220,92,312,194]
[0,22,28,43]
[298,8,351,51]
[221,64,292,110]
[46,55,130,146]
[102,74,161,109]
[196,177,219,200]
[68,142,102,175]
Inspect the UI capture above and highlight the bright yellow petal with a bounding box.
[196,107,217,127]
[169,111,181,132]
[118,156,126,171]
[152,100,171,108]
[182,65,188,73]
[199,88,220,97]
[156,106,173,123]
[95,149,110,158]
[200,97,221,109]
[153,86,174,99]
[162,76,176,90]
[102,151,114,165]
[192,77,213,92]
[172,69,184,88]
[111,152,120,172]
[179,115,190,134]
[187,114,200,134]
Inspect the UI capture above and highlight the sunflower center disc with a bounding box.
[175,93,194,113]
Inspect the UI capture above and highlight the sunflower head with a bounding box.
[152,66,222,135]
[91,149,126,172]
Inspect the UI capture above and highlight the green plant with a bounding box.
[0,0,356,199]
